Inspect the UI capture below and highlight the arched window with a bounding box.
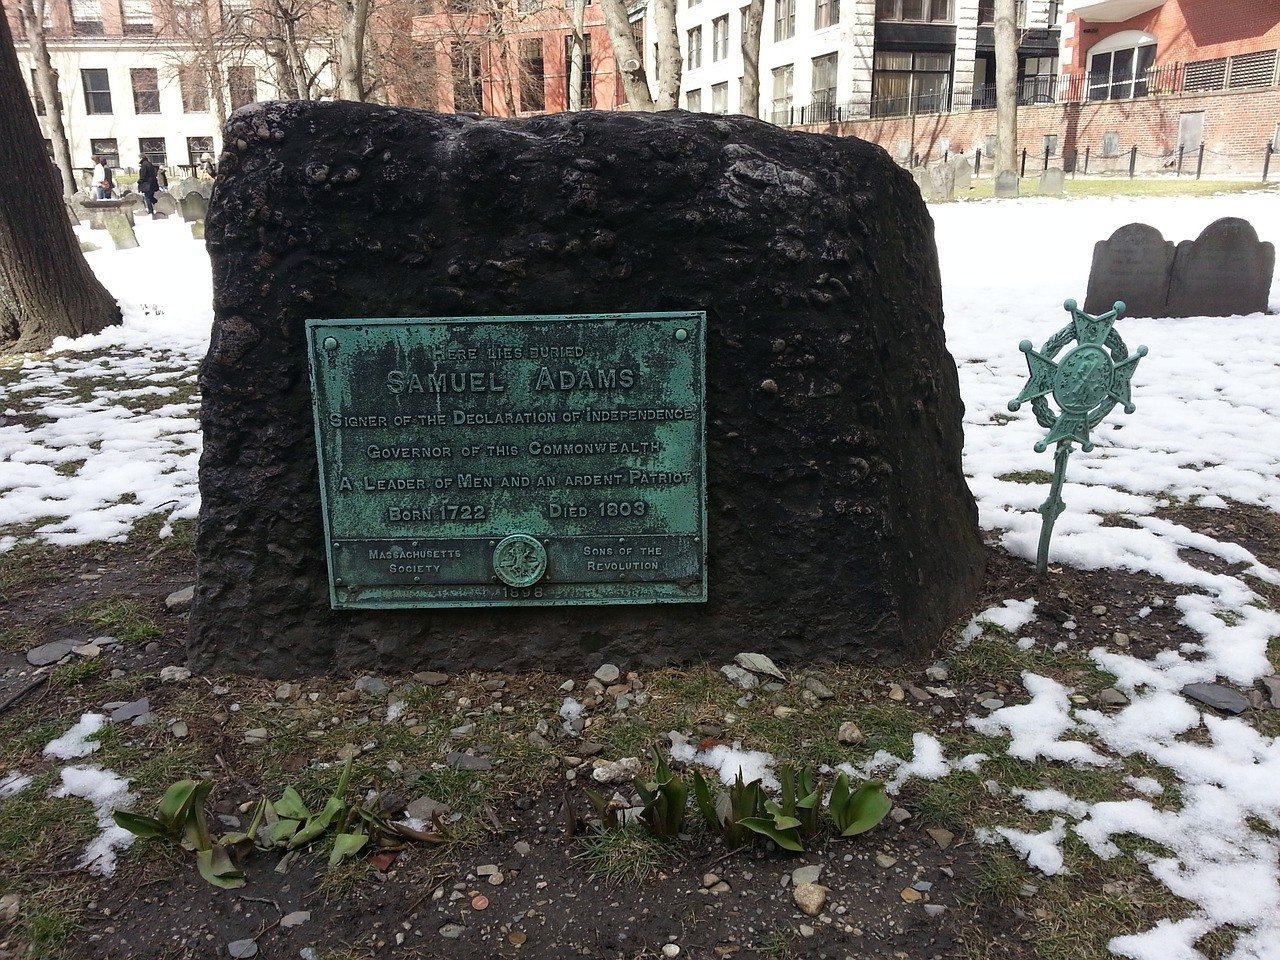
[1087,30,1157,101]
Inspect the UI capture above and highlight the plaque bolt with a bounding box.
[322,336,339,351]
[414,577,421,583]
[334,578,345,586]
[333,542,341,549]
[675,329,688,342]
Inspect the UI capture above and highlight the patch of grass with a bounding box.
[903,770,984,828]
[997,469,1052,485]
[968,845,1027,904]
[53,459,85,478]
[754,925,798,960]
[21,898,83,958]
[49,657,105,688]
[572,827,671,886]
[0,625,41,654]
[317,858,377,900]
[63,596,161,644]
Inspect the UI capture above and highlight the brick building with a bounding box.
[796,0,1280,175]
[405,0,636,115]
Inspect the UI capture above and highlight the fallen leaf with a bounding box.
[369,851,398,871]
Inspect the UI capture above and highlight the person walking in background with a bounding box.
[137,154,159,215]
[91,156,112,199]
[197,152,216,181]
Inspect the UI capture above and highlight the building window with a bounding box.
[563,34,593,108]
[82,68,113,115]
[771,63,793,122]
[712,16,729,61]
[122,0,153,34]
[878,0,951,22]
[814,0,838,29]
[131,68,160,113]
[71,0,103,35]
[811,51,837,108]
[1047,0,1060,26]
[228,65,257,110]
[1043,134,1057,156]
[519,39,545,111]
[686,88,702,111]
[774,0,795,41]
[90,138,119,170]
[139,137,167,166]
[687,25,702,69]
[871,50,951,116]
[1087,39,1156,101]
[1100,131,1121,157]
[977,0,1023,25]
[711,81,728,114]
[453,42,484,112]
[28,68,62,115]
[221,0,251,28]
[187,136,214,164]
[179,65,209,112]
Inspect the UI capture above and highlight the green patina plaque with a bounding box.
[306,312,707,608]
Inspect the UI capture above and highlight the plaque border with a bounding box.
[305,312,708,609]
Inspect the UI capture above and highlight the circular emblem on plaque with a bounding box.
[492,534,547,587]
[1051,343,1114,413]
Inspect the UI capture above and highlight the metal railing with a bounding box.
[778,49,1278,127]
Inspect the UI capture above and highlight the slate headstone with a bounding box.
[911,167,934,201]
[179,193,208,222]
[153,192,178,216]
[82,199,134,230]
[1085,223,1176,319]
[929,163,955,202]
[1166,217,1274,318]
[190,102,986,677]
[104,211,139,250]
[950,155,972,191]
[1038,168,1065,195]
[171,176,202,200]
[994,170,1018,198]
[190,221,205,240]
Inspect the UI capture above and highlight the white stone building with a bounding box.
[6,0,316,180]
[646,0,1063,120]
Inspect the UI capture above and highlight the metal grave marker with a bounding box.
[307,312,706,608]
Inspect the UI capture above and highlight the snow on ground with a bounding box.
[2,189,1280,956]
[0,217,208,552]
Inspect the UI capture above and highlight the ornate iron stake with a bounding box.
[1008,299,1148,576]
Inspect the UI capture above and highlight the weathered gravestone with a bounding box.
[153,192,178,216]
[1167,217,1274,318]
[170,176,203,200]
[929,163,956,202]
[190,221,205,240]
[191,103,985,677]
[103,211,139,250]
[1085,223,1176,318]
[995,170,1019,198]
[1039,168,1064,195]
[950,155,972,191]
[82,198,135,230]
[179,193,208,222]
[911,166,934,201]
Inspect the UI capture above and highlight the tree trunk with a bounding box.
[484,0,519,116]
[0,1,119,352]
[652,0,679,109]
[738,0,763,118]
[568,0,584,111]
[338,0,372,101]
[994,0,1018,181]
[598,0,653,111]
[17,0,75,196]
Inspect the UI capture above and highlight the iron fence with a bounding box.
[779,48,1278,127]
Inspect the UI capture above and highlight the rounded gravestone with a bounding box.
[191,102,985,677]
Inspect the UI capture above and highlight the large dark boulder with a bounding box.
[191,102,984,677]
